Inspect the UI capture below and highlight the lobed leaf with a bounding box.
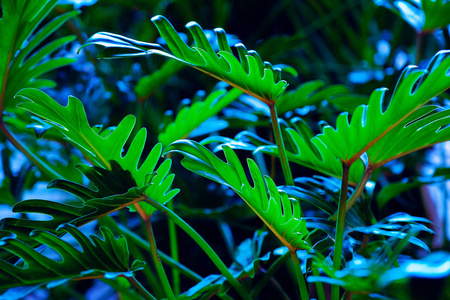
[0,224,144,291]
[0,0,78,109]
[16,89,179,214]
[317,51,450,165]
[158,88,242,147]
[82,15,288,103]
[164,140,310,251]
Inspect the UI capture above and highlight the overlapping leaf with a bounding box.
[317,50,450,165]
[0,0,78,110]
[164,140,310,251]
[16,88,179,214]
[158,88,242,147]
[0,161,148,243]
[82,15,288,103]
[0,224,144,290]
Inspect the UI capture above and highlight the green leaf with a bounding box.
[376,0,450,32]
[317,51,450,166]
[164,140,310,251]
[158,88,242,147]
[0,161,147,243]
[0,0,78,110]
[82,15,288,103]
[0,224,144,290]
[16,88,179,214]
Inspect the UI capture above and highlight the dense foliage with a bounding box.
[1,0,450,299]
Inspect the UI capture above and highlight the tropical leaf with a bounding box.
[201,117,365,185]
[0,0,78,110]
[16,88,179,214]
[164,140,310,251]
[0,224,144,291]
[158,88,242,147]
[317,50,450,166]
[81,15,288,104]
[0,161,148,243]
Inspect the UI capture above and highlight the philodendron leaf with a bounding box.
[0,224,144,291]
[158,88,242,147]
[317,51,450,166]
[82,15,288,104]
[0,161,147,243]
[185,231,270,298]
[164,140,310,251]
[16,88,179,214]
[0,0,78,110]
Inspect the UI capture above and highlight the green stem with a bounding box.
[332,162,350,300]
[101,216,203,283]
[312,267,326,300]
[331,165,373,221]
[269,104,294,186]
[143,197,252,300]
[251,251,291,298]
[0,121,64,179]
[127,276,158,300]
[290,250,309,300]
[167,200,181,295]
[136,205,176,300]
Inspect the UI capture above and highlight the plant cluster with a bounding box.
[1,0,450,299]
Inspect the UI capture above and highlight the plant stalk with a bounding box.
[127,276,158,300]
[167,200,181,295]
[290,250,309,300]
[135,204,176,300]
[332,162,350,300]
[269,103,294,186]
[0,121,64,179]
[143,197,252,300]
[331,165,373,221]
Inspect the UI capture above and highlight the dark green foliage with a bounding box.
[1,1,450,299]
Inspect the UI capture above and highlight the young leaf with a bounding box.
[164,140,310,251]
[317,51,450,165]
[16,89,179,214]
[0,224,144,290]
[158,88,242,147]
[81,15,288,104]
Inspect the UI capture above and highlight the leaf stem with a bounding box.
[167,200,181,295]
[0,121,64,179]
[127,275,158,300]
[135,204,176,300]
[332,162,350,300]
[269,103,294,186]
[143,197,252,300]
[331,165,373,221]
[250,251,291,298]
[290,250,309,300]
